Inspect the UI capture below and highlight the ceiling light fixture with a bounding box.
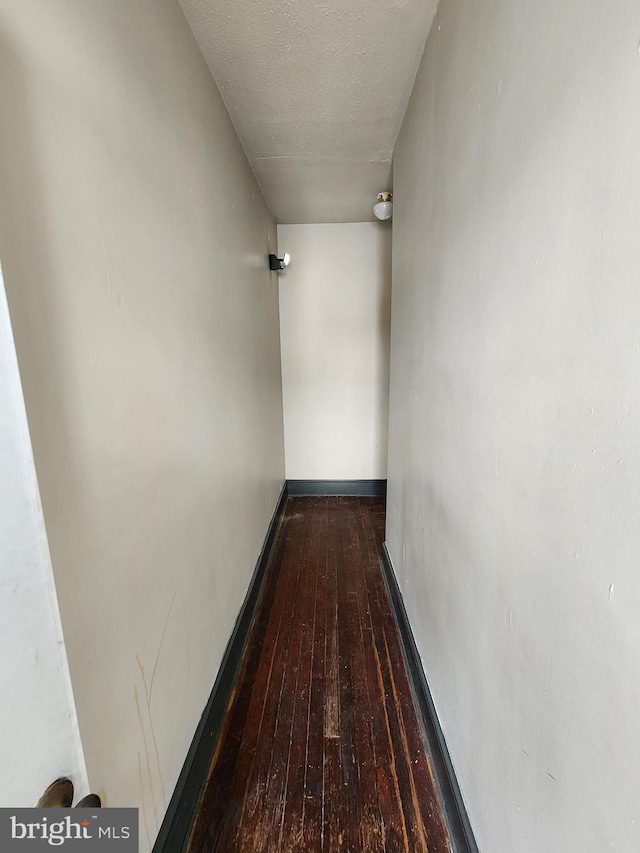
[269,252,291,271]
[373,192,393,221]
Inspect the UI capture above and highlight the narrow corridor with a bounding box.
[187,497,451,852]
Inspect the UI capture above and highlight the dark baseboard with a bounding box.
[286,479,387,497]
[380,544,479,853]
[152,482,288,853]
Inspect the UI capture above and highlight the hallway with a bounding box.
[187,497,451,852]
[3,1,640,849]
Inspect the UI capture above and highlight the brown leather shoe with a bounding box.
[36,778,74,808]
[75,794,101,808]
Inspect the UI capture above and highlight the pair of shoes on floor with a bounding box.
[36,778,101,809]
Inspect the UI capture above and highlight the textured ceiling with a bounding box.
[179,0,437,223]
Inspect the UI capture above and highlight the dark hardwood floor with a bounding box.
[187,496,451,852]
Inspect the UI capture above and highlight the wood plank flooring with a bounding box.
[187,496,451,853]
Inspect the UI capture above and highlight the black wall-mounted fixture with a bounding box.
[269,253,291,271]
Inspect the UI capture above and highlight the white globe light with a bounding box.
[282,252,291,267]
[373,192,393,221]
[373,201,393,220]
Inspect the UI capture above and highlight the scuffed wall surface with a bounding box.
[387,0,640,850]
[0,1,284,848]
[0,265,88,806]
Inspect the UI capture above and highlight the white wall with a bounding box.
[387,1,640,851]
[0,263,88,807]
[278,223,391,480]
[0,1,284,848]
